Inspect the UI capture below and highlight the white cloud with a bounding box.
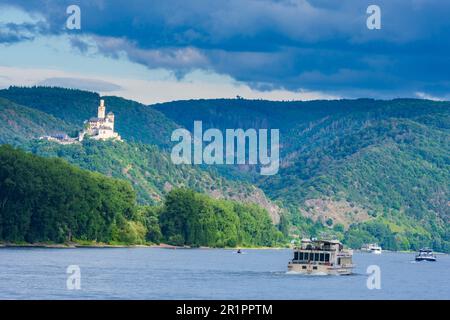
[93,36,209,71]
[415,92,445,101]
[37,77,122,92]
[0,5,46,24]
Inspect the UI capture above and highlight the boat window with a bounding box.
[320,253,324,262]
[325,253,330,262]
[304,252,309,261]
[302,266,307,270]
[294,252,298,260]
[337,258,341,265]
[313,266,318,270]
[314,253,319,261]
[299,252,304,261]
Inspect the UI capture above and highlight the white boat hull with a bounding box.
[287,263,353,275]
[415,256,436,262]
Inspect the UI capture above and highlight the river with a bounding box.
[0,248,448,299]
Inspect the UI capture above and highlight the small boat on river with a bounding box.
[415,248,436,262]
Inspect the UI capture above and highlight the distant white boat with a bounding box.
[361,243,382,254]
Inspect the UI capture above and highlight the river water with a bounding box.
[0,248,448,299]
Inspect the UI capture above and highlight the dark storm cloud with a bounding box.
[2,0,450,97]
[0,21,48,44]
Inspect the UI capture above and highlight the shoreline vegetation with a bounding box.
[1,242,447,255]
[0,242,288,250]
[0,146,285,249]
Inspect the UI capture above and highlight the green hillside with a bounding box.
[157,188,283,247]
[0,86,178,147]
[25,139,275,212]
[0,86,448,251]
[0,145,140,244]
[0,97,74,145]
[154,98,450,252]
[265,117,450,252]
[0,87,281,222]
[0,145,282,247]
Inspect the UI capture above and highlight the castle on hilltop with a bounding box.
[80,99,121,141]
[40,99,122,144]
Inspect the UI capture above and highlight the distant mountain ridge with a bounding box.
[0,86,448,252]
[0,88,281,223]
[0,97,74,145]
[0,86,178,148]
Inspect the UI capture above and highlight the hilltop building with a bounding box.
[80,99,121,141]
[39,133,78,145]
[40,99,122,144]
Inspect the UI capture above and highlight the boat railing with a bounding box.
[289,260,334,266]
[295,247,338,252]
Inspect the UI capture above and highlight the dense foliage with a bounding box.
[0,145,142,244]
[1,86,449,251]
[158,188,283,247]
[25,139,258,206]
[0,146,280,247]
[154,98,450,252]
[0,97,74,145]
[0,86,177,148]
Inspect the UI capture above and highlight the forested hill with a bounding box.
[0,89,282,222]
[0,145,282,247]
[0,86,448,252]
[0,144,139,243]
[153,98,449,133]
[154,97,450,252]
[0,97,74,145]
[0,87,178,148]
[24,139,280,223]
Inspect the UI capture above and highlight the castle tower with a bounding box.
[106,112,115,130]
[98,99,106,119]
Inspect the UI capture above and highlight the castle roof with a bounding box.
[89,117,106,122]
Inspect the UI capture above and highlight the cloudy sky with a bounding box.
[0,0,449,104]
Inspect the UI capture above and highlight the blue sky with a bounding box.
[1,0,449,103]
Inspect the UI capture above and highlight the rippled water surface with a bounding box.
[0,248,448,299]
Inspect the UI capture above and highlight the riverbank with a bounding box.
[0,242,181,249]
[0,242,289,250]
[2,242,448,254]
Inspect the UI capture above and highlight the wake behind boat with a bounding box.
[288,239,354,275]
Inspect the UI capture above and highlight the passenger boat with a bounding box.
[361,243,382,254]
[415,248,436,262]
[288,239,354,275]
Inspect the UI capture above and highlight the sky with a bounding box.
[0,0,449,104]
